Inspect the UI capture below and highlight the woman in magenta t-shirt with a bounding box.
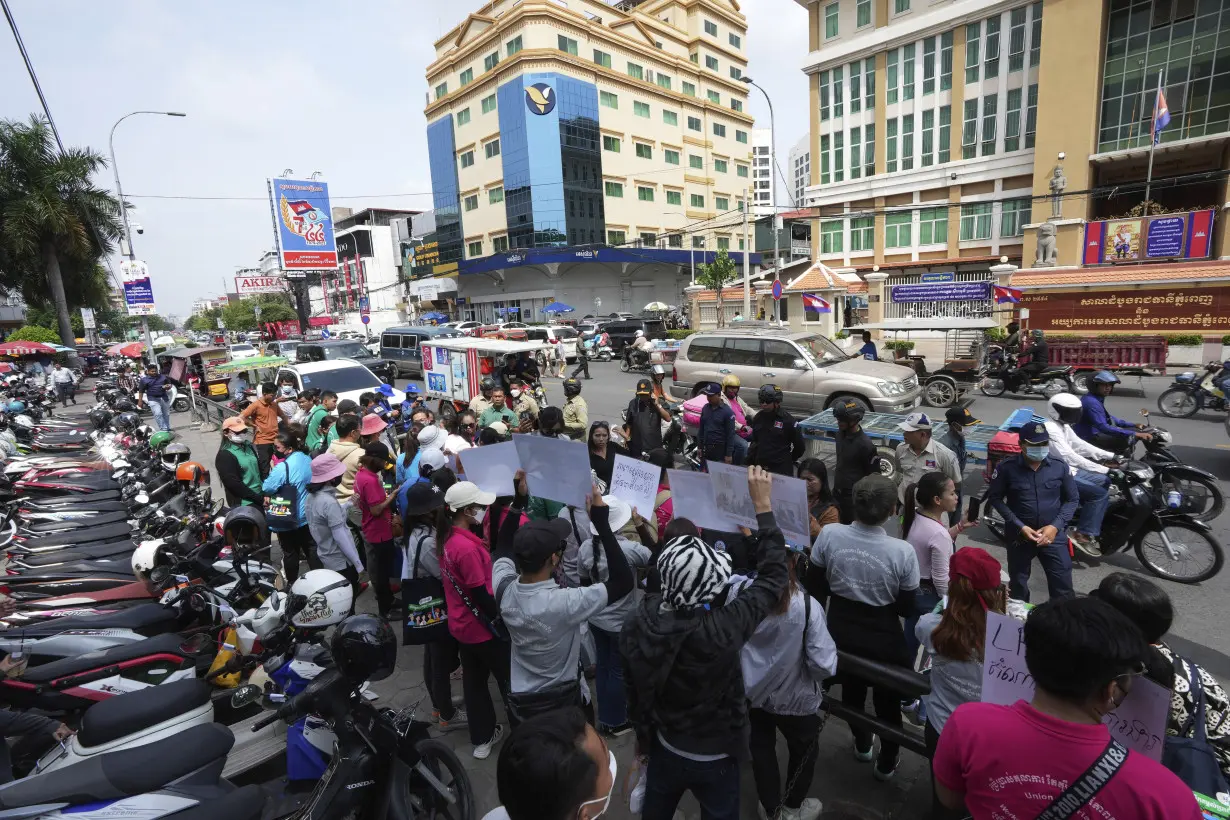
[354,441,398,618]
[933,596,1201,819]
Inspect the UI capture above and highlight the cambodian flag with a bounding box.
[993,285,1022,304]
[1153,87,1171,145]
[802,293,831,312]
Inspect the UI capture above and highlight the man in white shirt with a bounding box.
[51,362,76,406]
[1045,394,1114,555]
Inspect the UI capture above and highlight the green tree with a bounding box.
[144,315,173,332]
[695,249,738,328]
[7,324,60,344]
[0,116,123,346]
[221,294,296,331]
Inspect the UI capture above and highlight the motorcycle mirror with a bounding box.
[1140,409,1150,417]
[230,684,262,709]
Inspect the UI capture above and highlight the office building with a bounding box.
[788,133,810,207]
[752,127,775,215]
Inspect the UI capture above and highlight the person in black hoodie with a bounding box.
[620,465,787,820]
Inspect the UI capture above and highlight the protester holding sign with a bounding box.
[587,421,628,492]
[933,596,1201,818]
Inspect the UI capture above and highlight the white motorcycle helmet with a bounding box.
[635,329,644,338]
[1047,393,1084,426]
[131,539,170,584]
[290,569,353,628]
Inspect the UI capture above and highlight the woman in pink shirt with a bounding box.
[902,472,972,659]
[354,441,398,618]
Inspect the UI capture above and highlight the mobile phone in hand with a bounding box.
[966,496,982,523]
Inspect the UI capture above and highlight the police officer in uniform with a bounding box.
[561,377,589,440]
[747,384,805,475]
[468,377,496,416]
[831,399,880,524]
[985,421,1079,602]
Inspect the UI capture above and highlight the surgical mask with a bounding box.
[1024,445,1050,462]
[228,432,253,445]
[510,389,521,398]
[470,507,487,525]
[576,751,617,818]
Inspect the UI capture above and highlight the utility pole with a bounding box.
[742,186,751,318]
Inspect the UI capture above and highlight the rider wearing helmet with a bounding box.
[562,377,588,440]
[626,378,672,457]
[1017,328,1050,381]
[747,384,804,475]
[720,374,755,464]
[469,377,497,416]
[1074,370,1150,451]
[161,441,192,473]
[1045,394,1117,556]
[830,399,880,523]
[627,329,654,368]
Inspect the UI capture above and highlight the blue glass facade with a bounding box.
[426,115,463,268]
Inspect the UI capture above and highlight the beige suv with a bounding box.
[669,326,921,416]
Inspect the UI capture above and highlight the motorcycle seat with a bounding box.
[12,521,134,551]
[164,784,265,820]
[19,632,189,684]
[20,499,130,514]
[18,511,130,534]
[7,561,134,578]
[18,489,121,504]
[0,722,233,810]
[77,679,210,748]
[13,540,137,567]
[0,602,174,637]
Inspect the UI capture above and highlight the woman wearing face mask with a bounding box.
[305,453,365,597]
[261,429,314,587]
[216,417,262,507]
[439,480,512,760]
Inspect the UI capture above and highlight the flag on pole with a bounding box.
[802,293,831,313]
[1152,86,1171,146]
[993,285,1022,304]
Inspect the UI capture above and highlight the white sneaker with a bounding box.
[795,798,823,820]
[472,724,504,759]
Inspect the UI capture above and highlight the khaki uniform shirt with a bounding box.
[895,438,962,500]
[563,396,589,440]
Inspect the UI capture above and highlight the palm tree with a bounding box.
[0,116,122,345]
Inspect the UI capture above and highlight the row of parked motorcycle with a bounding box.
[0,399,475,817]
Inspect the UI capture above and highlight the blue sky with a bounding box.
[0,0,808,318]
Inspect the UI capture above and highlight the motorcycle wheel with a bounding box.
[408,738,475,820]
[1135,521,1224,584]
[979,377,1006,397]
[1042,377,1072,398]
[1157,387,1200,419]
[619,358,630,373]
[1158,471,1225,523]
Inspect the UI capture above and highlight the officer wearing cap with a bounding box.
[626,378,671,458]
[469,377,497,416]
[895,411,962,502]
[832,399,880,523]
[561,378,588,440]
[698,381,737,469]
[747,384,804,475]
[940,407,980,525]
[985,421,1079,602]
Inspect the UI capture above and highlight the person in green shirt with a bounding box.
[301,389,330,451]
[325,398,359,447]
[215,417,263,507]
[477,387,519,429]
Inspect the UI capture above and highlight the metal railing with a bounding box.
[822,651,933,758]
[188,387,239,433]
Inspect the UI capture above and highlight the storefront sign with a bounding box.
[410,241,441,279]
[890,281,991,303]
[458,246,761,277]
[235,275,287,295]
[920,272,955,283]
[1019,286,1230,332]
[1083,209,1215,265]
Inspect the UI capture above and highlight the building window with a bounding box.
[961,99,978,159]
[657,73,672,90]
[820,220,843,254]
[1029,2,1042,67]
[886,50,899,104]
[459,68,473,86]
[600,91,618,109]
[481,94,497,114]
[834,131,845,181]
[901,114,914,170]
[640,232,657,246]
[493,236,509,253]
[666,190,682,205]
[689,154,703,169]
[731,99,743,112]
[960,203,993,241]
[705,55,719,71]
[940,31,953,91]
[730,66,742,80]
[605,181,624,198]
[704,19,718,36]
[484,51,499,72]
[558,35,577,55]
[717,236,730,250]
[489,186,504,204]
[1008,7,1027,72]
[938,105,951,163]
[434,82,448,100]
[692,236,705,248]
[634,101,650,118]
[984,16,1001,78]
[638,186,655,202]
[1004,88,1022,151]
[463,194,478,212]
[635,142,652,159]
[919,206,947,244]
[456,108,470,126]
[665,149,680,164]
[506,35,522,56]
[667,233,683,247]
[1025,83,1037,148]
[707,90,721,104]
[856,0,871,27]
[894,0,910,12]
[965,22,980,84]
[485,139,501,158]
[865,57,876,108]
[737,200,745,213]
[682,81,696,97]
[715,196,729,210]
[886,118,898,173]
[593,49,611,68]
[886,212,912,248]
[820,135,830,184]
[1001,198,1031,238]
[833,67,844,117]
[864,122,875,177]
[663,110,678,126]
[737,163,748,177]
[714,159,728,173]
[687,116,701,132]
[922,37,936,95]
[736,130,748,144]
[902,44,915,101]
[468,240,482,257]
[980,94,997,156]
[608,230,626,245]
[459,150,474,168]
[850,63,861,113]
[921,109,934,166]
[713,123,727,138]
[850,216,874,250]
[690,194,705,208]
[825,2,839,38]
[628,62,644,80]
[729,32,741,48]
[820,70,830,121]
[602,135,621,152]
[850,125,861,179]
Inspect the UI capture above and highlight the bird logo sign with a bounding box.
[280,196,329,246]
[525,82,557,116]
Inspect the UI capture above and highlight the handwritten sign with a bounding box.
[513,434,591,509]
[609,455,659,520]
[982,611,1170,760]
[457,441,519,497]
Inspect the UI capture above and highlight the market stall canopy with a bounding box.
[849,318,1000,331]
[0,341,56,356]
[542,302,574,314]
[210,355,288,374]
[48,344,76,353]
[159,345,226,359]
[421,312,448,322]
[643,301,671,311]
[152,335,176,347]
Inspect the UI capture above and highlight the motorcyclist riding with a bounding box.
[721,375,755,465]
[1074,370,1152,452]
[649,364,679,410]
[1045,393,1119,557]
[626,330,653,368]
[1018,328,1049,380]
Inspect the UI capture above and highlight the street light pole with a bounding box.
[109,110,186,355]
[741,77,780,324]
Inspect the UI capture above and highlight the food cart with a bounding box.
[420,337,551,412]
[156,345,231,399]
[207,356,289,402]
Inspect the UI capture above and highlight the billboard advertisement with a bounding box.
[80,307,96,330]
[1083,209,1215,265]
[267,177,338,272]
[119,259,156,316]
[235,274,287,295]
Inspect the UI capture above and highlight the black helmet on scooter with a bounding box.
[161,442,192,472]
[222,505,269,548]
[88,407,114,430]
[113,398,137,413]
[330,614,398,683]
[114,411,140,432]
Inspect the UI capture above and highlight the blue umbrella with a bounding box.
[542,302,574,314]
[421,312,448,321]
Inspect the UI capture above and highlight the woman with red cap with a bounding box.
[915,546,1005,818]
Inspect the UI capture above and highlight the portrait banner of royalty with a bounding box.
[268,177,338,272]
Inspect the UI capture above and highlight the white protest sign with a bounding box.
[513,434,591,509]
[457,441,519,497]
[609,455,659,519]
[982,610,1170,760]
[770,474,811,548]
[706,461,758,529]
[666,469,741,533]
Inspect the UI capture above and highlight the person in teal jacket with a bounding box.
[263,429,316,585]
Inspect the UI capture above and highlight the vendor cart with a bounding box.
[850,318,995,408]
[208,356,289,405]
[156,345,231,400]
[420,337,551,413]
